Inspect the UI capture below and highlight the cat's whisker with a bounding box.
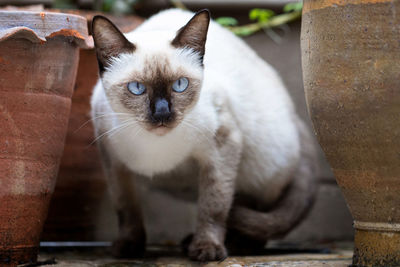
[129,126,144,140]
[181,120,212,144]
[87,119,136,147]
[106,121,138,140]
[184,118,216,138]
[181,120,205,136]
[182,118,216,141]
[74,113,133,134]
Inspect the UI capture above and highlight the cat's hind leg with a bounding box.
[228,119,318,242]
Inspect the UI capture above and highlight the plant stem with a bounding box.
[228,10,302,36]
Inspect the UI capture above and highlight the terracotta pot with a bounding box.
[301,1,400,266]
[42,11,143,241]
[0,11,89,265]
[41,48,106,241]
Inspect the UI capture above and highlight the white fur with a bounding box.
[91,9,301,205]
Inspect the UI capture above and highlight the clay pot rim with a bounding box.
[0,10,91,48]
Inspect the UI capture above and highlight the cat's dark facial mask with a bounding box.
[92,10,210,135]
[118,56,202,133]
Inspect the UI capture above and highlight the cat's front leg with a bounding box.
[98,142,146,258]
[189,118,243,261]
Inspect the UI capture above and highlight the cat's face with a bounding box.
[92,11,210,135]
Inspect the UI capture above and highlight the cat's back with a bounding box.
[130,9,292,102]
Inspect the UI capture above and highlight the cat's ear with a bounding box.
[92,15,135,73]
[172,9,210,64]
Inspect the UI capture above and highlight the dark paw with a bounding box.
[112,238,146,258]
[188,238,227,262]
[181,233,194,255]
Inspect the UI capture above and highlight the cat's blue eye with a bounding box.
[127,81,146,95]
[172,77,189,93]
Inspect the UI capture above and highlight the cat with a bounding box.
[90,8,319,261]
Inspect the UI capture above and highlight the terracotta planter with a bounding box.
[42,11,143,241]
[301,1,400,266]
[0,11,89,265]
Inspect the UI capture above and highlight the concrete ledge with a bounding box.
[37,248,353,266]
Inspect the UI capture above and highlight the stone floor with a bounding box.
[32,243,354,267]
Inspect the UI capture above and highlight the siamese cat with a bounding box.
[91,9,318,261]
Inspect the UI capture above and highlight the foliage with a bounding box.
[102,0,115,12]
[52,0,302,37]
[216,2,303,37]
[53,0,140,13]
[283,2,303,12]
[101,0,139,14]
[215,17,238,27]
[249,8,275,23]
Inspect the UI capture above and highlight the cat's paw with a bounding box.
[188,237,227,262]
[112,237,146,258]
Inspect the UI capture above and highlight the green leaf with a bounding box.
[216,17,238,27]
[283,2,303,13]
[249,8,274,23]
[102,0,115,12]
[249,8,261,21]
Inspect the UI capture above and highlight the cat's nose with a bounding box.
[153,98,171,123]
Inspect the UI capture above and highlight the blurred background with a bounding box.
[1,0,354,249]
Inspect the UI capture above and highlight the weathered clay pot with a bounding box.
[0,11,89,265]
[42,12,143,241]
[41,48,106,241]
[301,1,400,266]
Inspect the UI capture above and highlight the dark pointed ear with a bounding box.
[92,15,135,73]
[171,9,210,64]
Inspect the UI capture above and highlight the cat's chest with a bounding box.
[137,158,200,201]
[110,127,195,177]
